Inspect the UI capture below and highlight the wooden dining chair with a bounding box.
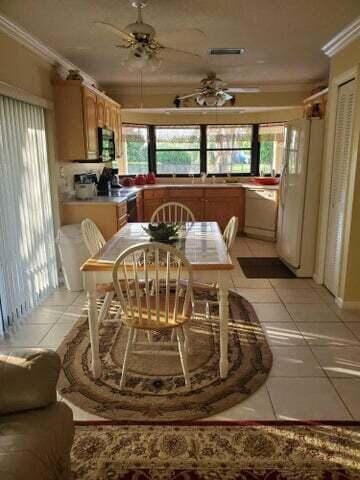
[191,216,239,319]
[81,219,116,324]
[112,241,193,390]
[151,202,195,223]
[223,216,239,251]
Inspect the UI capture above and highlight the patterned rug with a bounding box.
[57,291,272,421]
[71,422,360,479]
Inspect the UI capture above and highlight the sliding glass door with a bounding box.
[0,95,58,335]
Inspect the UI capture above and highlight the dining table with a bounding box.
[81,221,234,380]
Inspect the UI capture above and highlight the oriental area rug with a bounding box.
[71,422,360,480]
[57,291,273,421]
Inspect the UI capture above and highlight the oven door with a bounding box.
[126,194,137,222]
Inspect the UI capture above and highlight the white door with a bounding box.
[324,79,356,295]
[277,119,310,268]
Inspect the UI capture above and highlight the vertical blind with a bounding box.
[0,95,58,335]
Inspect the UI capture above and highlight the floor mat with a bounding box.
[238,257,296,278]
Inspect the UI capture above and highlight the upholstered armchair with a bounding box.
[0,349,74,480]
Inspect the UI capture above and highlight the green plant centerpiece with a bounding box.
[143,223,181,243]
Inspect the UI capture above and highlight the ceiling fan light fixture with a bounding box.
[203,95,218,107]
[147,54,162,72]
[130,0,147,8]
[216,95,228,107]
[196,95,206,106]
[124,48,148,70]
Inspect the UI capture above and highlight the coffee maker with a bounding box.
[97,167,122,196]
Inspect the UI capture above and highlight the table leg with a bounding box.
[83,271,101,379]
[218,270,229,379]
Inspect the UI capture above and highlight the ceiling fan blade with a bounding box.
[93,21,133,42]
[161,46,201,59]
[116,44,131,49]
[178,93,199,100]
[227,87,260,93]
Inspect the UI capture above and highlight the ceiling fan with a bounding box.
[174,72,260,108]
[94,0,202,72]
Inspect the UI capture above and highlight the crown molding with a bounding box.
[0,13,98,87]
[322,16,360,57]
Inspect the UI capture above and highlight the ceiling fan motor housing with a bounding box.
[125,21,155,41]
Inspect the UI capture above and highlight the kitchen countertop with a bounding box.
[61,182,279,204]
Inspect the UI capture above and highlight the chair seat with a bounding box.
[96,282,115,293]
[178,279,216,291]
[122,293,191,331]
[96,279,148,294]
[178,279,218,300]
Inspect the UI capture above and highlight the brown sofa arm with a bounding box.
[0,348,61,415]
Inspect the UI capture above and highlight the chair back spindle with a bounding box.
[112,242,193,329]
[151,202,195,224]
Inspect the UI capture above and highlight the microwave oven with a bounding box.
[98,127,115,162]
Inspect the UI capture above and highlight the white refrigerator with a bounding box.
[277,118,324,277]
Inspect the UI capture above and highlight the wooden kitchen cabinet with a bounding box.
[143,188,168,221]
[141,186,244,231]
[53,78,121,162]
[136,191,144,221]
[97,96,105,127]
[104,101,112,129]
[82,88,98,160]
[168,188,204,220]
[117,202,128,230]
[204,188,244,231]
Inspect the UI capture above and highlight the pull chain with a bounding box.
[138,71,144,108]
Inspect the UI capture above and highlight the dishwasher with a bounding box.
[244,188,278,241]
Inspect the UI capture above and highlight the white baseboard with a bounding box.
[312,273,322,285]
[335,297,360,309]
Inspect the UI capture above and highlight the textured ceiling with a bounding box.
[1,0,360,90]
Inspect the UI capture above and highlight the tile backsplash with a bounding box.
[58,162,254,198]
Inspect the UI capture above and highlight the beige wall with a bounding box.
[117,86,306,125]
[0,31,54,100]
[121,107,303,125]
[0,31,62,232]
[330,38,360,302]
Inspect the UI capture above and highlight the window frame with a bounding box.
[258,123,285,176]
[118,121,282,177]
[154,125,202,177]
[205,124,255,177]
[119,123,151,175]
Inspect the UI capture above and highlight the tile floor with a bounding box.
[1,236,360,421]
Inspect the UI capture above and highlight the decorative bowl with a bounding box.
[142,223,181,243]
[252,177,280,186]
